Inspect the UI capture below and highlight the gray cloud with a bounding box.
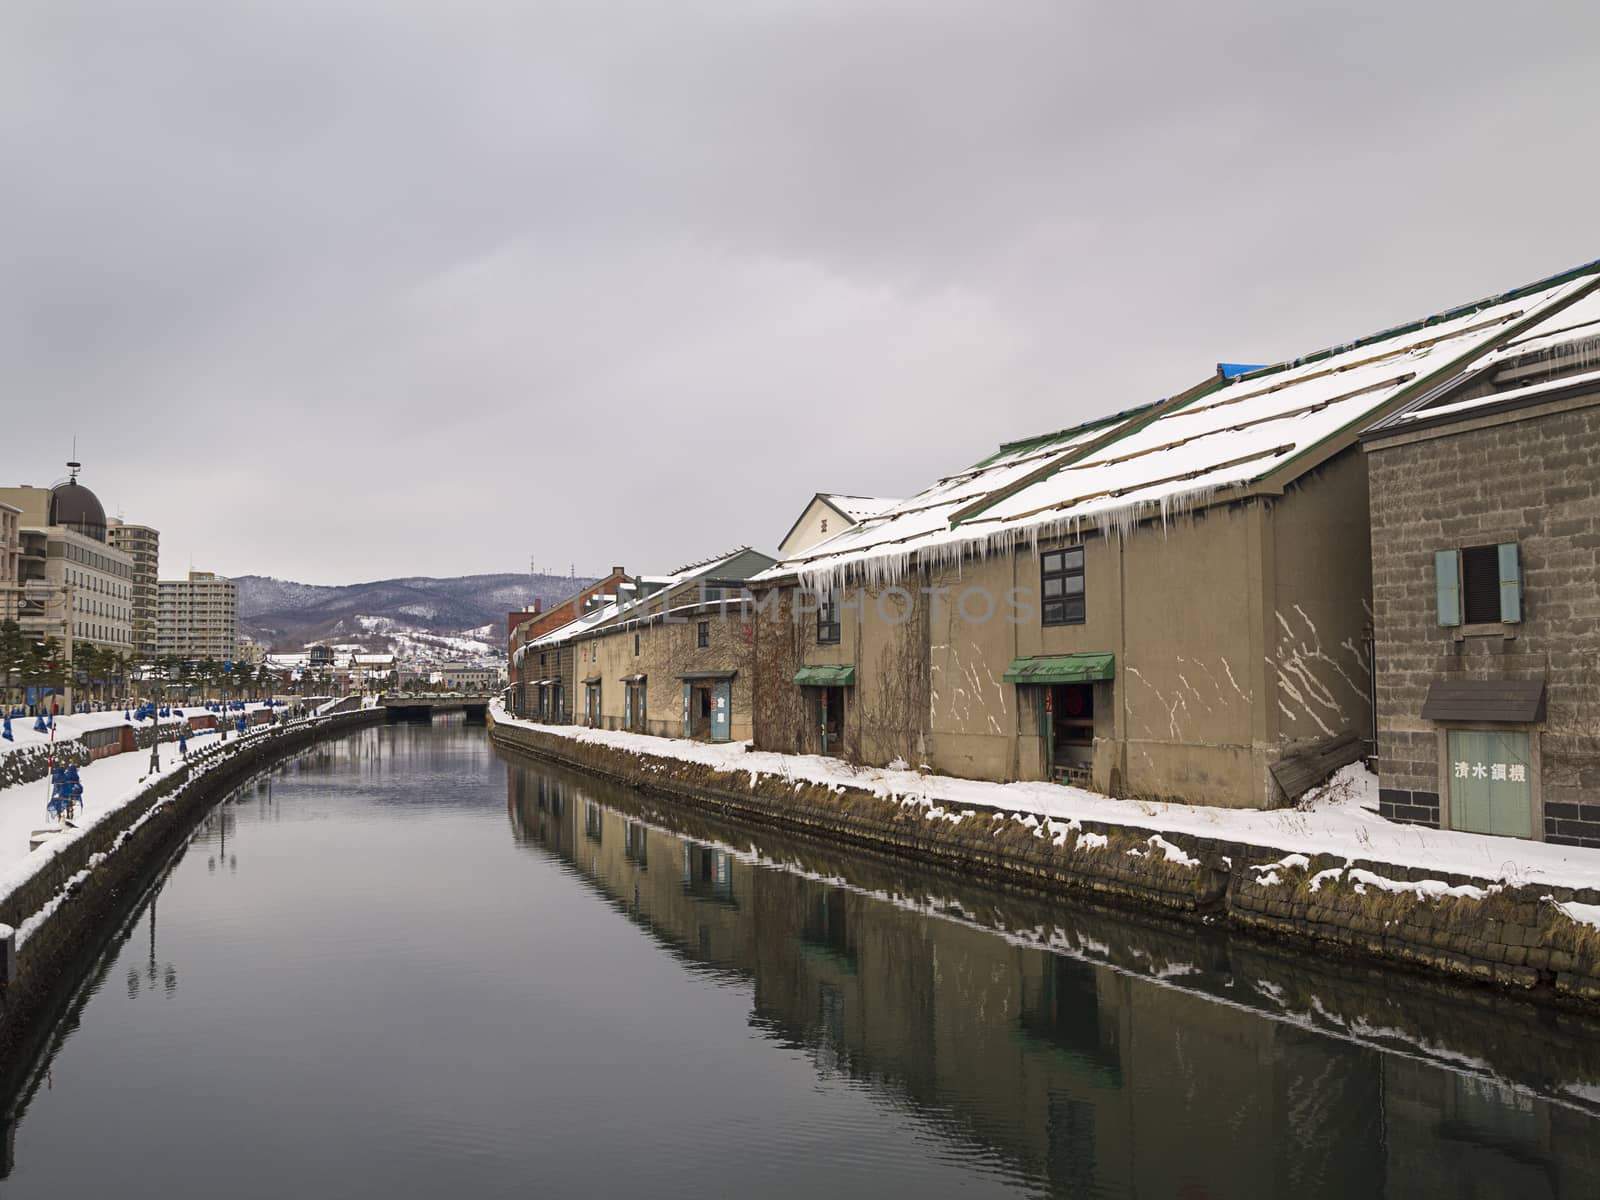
[4,0,1597,583]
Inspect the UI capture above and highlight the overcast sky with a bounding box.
[4,1,1597,585]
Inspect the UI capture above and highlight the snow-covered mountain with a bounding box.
[236,572,595,653]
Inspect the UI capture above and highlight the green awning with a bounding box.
[794,664,856,687]
[1003,653,1115,685]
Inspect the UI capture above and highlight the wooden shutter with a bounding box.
[1434,550,1461,627]
[1498,542,1521,623]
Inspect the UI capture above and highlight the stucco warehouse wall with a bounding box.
[1367,393,1600,842]
[573,596,757,742]
[755,455,1378,811]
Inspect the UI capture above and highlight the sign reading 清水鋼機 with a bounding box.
[1447,729,1532,838]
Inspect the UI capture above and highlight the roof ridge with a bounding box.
[1227,256,1600,386]
[988,399,1165,461]
[667,545,753,576]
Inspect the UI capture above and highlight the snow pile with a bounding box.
[1554,899,1600,931]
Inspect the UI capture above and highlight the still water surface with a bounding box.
[4,720,1600,1198]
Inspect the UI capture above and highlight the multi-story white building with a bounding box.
[439,662,497,690]
[157,571,240,662]
[0,501,18,595]
[107,518,160,659]
[0,470,135,656]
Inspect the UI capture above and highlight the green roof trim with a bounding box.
[981,400,1164,466]
[1003,653,1115,685]
[794,664,856,687]
[952,374,1226,526]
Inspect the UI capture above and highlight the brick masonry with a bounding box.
[1366,393,1600,843]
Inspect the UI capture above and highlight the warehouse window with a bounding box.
[1438,544,1521,626]
[1041,547,1086,626]
[817,597,840,644]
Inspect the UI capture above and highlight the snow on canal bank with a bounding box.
[0,706,280,911]
[491,702,1600,906]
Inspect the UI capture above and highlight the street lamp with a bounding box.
[148,669,161,775]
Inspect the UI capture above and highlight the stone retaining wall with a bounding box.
[490,715,1600,1009]
[0,708,384,1075]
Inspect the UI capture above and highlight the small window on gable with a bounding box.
[1041,547,1086,626]
[634,632,640,656]
[697,621,710,648]
[820,518,829,533]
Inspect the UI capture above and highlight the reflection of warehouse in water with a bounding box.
[505,766,1600,1198]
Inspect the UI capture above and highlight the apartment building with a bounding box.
[157,570,240,661]
[107,519,161,658]
[0,501,18,594]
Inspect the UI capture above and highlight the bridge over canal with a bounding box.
[380,693,494,722]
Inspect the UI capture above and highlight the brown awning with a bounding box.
[1420,678,1546,724]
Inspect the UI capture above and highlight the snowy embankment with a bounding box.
[0,707,190,758]
[0,706,275,912]
[490,703,1600,906]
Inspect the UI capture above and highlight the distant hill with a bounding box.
[235,572,597,652]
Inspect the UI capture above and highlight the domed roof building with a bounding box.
[0,461,135,665]
[48,463,108,542]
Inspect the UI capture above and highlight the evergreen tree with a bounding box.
[0,619,25,706]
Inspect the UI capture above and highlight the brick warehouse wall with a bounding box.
[1366,393,1600,843]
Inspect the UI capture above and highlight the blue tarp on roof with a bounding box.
[1217,362,1266,379]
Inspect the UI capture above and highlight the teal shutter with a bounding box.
[1498,542,1522,623]
[1434,550,1461,627]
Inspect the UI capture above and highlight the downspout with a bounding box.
[1363,621,1377,764]
[1118,531,1129,797]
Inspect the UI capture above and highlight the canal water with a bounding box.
[4,720,1600,1198]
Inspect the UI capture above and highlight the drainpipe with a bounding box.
[1363,621,1377,764]
[1116,531,1129,796]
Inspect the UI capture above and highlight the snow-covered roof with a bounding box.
[764,259,1600,591]
[517,548,764,663]
[823,494,901,521]
[1373,287,1600,430]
